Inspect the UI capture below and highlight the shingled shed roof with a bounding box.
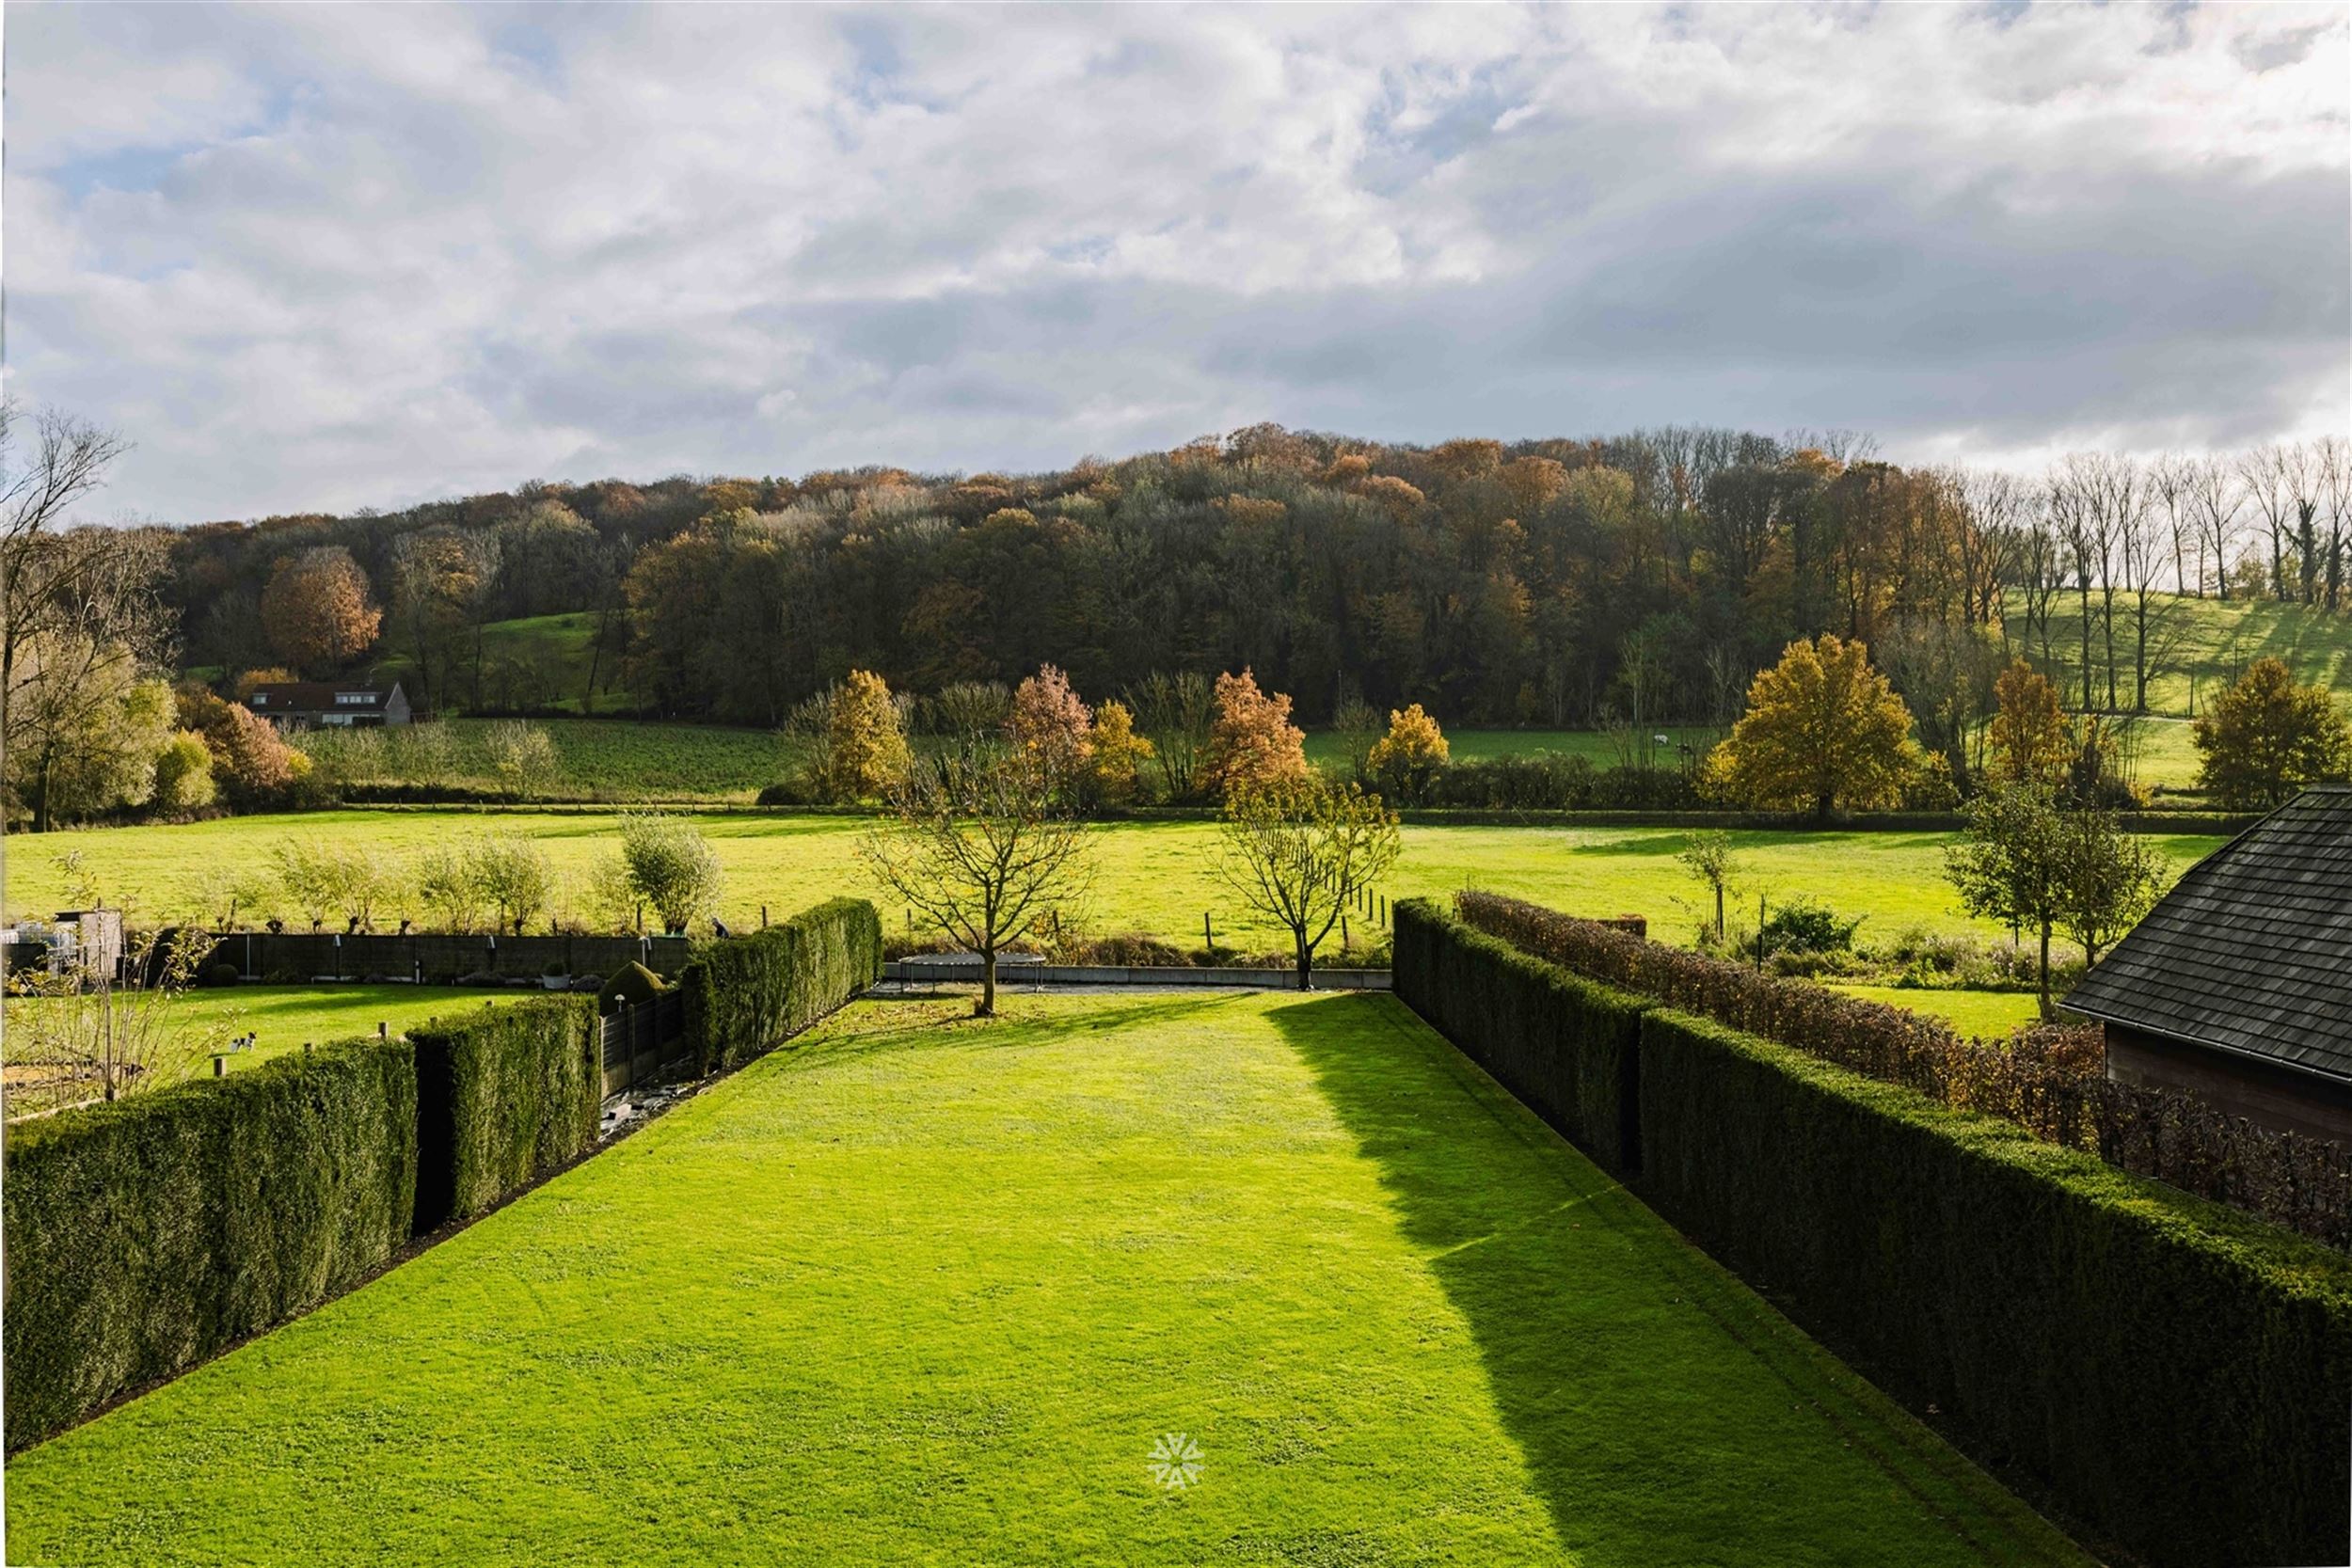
[2065,786,2352,1082]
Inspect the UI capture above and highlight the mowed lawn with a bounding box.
[1,810,2226,959]
[4,993,2088,1567]
[3,986,510,1082]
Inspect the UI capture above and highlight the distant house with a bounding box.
[245,680,413,728]
[2064,785,2352,1145]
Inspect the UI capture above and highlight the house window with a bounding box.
[336,692,372,705]
[252,693,268,706]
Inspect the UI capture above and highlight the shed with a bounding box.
[2063,785,2352,1144]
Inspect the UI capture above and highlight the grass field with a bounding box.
[0,809,2228,963]
[3,985,510,1084]
[1825,985,2043,1037]
[1,991,2087,1567]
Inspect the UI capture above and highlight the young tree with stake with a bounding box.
[1216,779,1401,990]
[860,752,1093,1017]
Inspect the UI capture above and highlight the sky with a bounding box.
[4,2,2347,525]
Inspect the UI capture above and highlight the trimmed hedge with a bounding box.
[1393,897,1648,1173]
[1637,1007,2352,1568]
[2,1035,420,1451]
[409,997,600,1228]
[682,897,883,1074]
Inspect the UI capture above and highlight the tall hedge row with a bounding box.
[409,997,600,1228]
[1393,897,1648,1173]
[1635,1007,2352,1568]
[682,896,884,1073]
[2,1035,420,1451]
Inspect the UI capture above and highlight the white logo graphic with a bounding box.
[1148,1432,1203,1490]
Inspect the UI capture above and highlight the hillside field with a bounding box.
[2,992,2088,1567]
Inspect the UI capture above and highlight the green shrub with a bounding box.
[1636,1007,2352,1568]
[1393,898,1647,1173]
[682,897,882,1073]
[596,960,668,1013]
[2,1035,419,1451]
[409,998,597,1228]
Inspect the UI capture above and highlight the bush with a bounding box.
[1636,1007,2352,1568]
[203,961,241,988]
[2,1034,419,1450]
[1394,899,1646,1172]
[408,998,598,1228]
[681,897,882,1073]
[596,960,668,1014]
[1756,896,1861,956]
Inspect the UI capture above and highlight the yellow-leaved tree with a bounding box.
[1987,659,2072,789]
[1365,703,1450,804]
[1703,635,1918,822]
[1087,699,1155,804]
[822,669,913,801]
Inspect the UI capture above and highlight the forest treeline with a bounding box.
[162,424,2352,742]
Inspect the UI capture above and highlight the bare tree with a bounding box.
[2284,441,2328,607]
[2148,453,2194,596]
[1216,779,1401,990]
[2240,445,2301,602]
[0,403,149,762]
[2319,436,2350,612]
[1124,671,1214,802]
[2185,455,2244,600]
[2118,471,2168,711]
[861,753,1093,1016]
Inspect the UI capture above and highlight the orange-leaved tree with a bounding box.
[1202,668,1309,800]
[1006,663,1093,791]
[261,546,381,676]
[1703,635,1918,821]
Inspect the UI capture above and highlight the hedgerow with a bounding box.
[1392,898,1646,1172]
[682,896,883,1072]
[409,997,599,1227]
[1636,1006,2352,1568]
[2,1035,419,1450]
[1455,888,2352,1246]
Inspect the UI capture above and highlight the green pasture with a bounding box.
[1825,985,2044,1038]
[0,810,2226,963]
[2,991,2087,1566]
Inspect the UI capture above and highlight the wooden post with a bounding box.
[1203,912,1215,954]
[213,1053,228,1078]
[760,905,769,928]
[378,1022,388,1040]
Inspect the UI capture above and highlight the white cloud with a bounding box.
[3,2,2345,521]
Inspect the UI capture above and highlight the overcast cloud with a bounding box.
[4,2,2346,523]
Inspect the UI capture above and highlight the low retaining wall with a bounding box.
[881,959,1391,990]
[209,932,694,983]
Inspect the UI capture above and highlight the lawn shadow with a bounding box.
[1268,993,2081,1568]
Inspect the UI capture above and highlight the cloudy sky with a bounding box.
[5,3,2347,524]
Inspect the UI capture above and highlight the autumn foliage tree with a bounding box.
[1087,699,1154,805]
[1702,635,1918,821]
[175,685,299,809]
[260,546,381,676]
[1202,668,1310,800]
[2191,657,2352,808]
[818,669,914,802]
[1006,663,1093,792]
[1365,703,1450,804]
[1987,659,2072,789]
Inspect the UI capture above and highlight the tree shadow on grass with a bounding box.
[1268,994,2084,1568]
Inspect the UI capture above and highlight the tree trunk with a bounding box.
[1713,884,1725,941]
[979,947,998,1018]
[1295,933,1313,991]
[2037,920,2053,1021]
